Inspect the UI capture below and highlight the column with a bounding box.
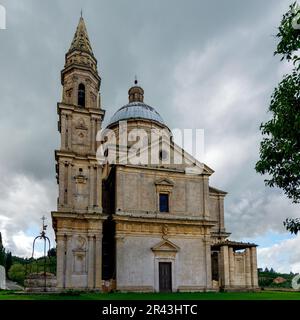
[65,234,72,288]
[115,231,124,291]
[220,245,230,288]
[61,113,66,149]
[89,165,94,209]
[219,196,225,231]
[95,119,99,153]
[96,166,102,209]
[250,247,259,287]
[67,114,72,150]
[87,235,94,289]
[245,248,252,287]
[202,176,210,218]
[91,118,95,153]
[94,234,102,290]
[204,236,212,289]
[58,161,65,207]
[56,234,66,289]
[228,247,235,287]
[67,163,73,208]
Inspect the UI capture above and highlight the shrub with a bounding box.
[8,264,26,285]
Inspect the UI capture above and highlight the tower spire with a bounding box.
[68,15,94,55]
[63,15,99,82]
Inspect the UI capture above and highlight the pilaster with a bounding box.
[245,248,252,287]
[228,247,235,286]
[251,247,259,287]
[220,245,230,288]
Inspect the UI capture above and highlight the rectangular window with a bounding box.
[159,193,169,212]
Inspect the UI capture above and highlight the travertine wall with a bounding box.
[54,215,104,290]
[62,69,99,109]
[115,166,209,218]
[114,219,213,292]
[209,193,225,235]
[115,234,210,292]
[57,158,102,213]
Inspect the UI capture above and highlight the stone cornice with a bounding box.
[61,64,101,86]
[115,163,212,177]
[113,211,217,226]
[209,186,227,196]
[57,102,105,118]
[52,211,108,220]
[117,164,185,174]
[55,150,100,163]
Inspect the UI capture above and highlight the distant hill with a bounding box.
[258,269,298,289]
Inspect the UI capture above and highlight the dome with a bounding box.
[107,101,165,127]
[107,80,166,128]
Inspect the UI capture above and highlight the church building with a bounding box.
[51,17,259,292]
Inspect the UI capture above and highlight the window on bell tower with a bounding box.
[78,83,85,107]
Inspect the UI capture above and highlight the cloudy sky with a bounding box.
[0,0,299,272]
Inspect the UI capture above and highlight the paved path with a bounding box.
[5,280,24,291]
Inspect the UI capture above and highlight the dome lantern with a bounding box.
[128,79,144,103]
[107,80,167,129]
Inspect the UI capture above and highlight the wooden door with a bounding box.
[159,262,172,292]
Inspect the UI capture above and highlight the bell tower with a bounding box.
[51,16,106,291]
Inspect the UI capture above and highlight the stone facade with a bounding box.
[0,265,6,290]
[51,17,106,291]
[51,17,259,292]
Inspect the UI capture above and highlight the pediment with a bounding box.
[151,239,180,252]
[155,178,174,186]
[116,134,214,175]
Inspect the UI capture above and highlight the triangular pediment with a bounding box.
[155,178,174,186]
[151,239,180,252]
[117,137,214,175]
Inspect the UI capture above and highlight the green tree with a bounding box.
[283,217,300,234]
[255,2,300,234]
[8,264,26,285]
[48,247,56,258]
[5,251,12,277]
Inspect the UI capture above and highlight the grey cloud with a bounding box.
[0,0,298,261]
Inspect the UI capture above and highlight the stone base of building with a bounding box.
[25,272,57,293]
[116,286,154,292]
[222,286,261,292]
[177,286,217,292]
[56,287,103,292]
[114,286,218,293]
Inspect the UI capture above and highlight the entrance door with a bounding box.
[159,262,172,292]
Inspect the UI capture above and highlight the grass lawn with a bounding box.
[0,290,300,300]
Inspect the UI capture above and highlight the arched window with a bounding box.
[78,83,85,107]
